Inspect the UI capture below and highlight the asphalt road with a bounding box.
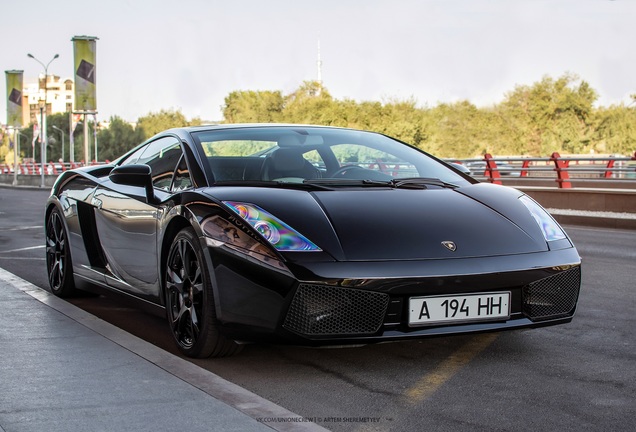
[0,186,634,431]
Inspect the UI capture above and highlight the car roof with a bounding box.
[168,123,357,135]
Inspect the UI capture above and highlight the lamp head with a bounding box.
[27,53,34,59]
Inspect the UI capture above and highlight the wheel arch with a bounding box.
[158,189,229,305]
[44,197,70,247]
[159,214,192,304]
[44,198,61,223]
[45,201,56,223]
[45,195,75,249]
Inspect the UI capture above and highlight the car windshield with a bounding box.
[192,126,471,187]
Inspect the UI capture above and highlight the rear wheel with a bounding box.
[165,227,242,358]
[45,207,76,297]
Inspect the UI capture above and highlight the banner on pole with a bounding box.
[72,36,98,111]
[5,70,24,128]
[33,122,39,148]
[71,113,82,134]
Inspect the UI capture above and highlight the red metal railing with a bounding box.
[0,160,109,176]
[2,154,635,189]
[455,152,636,188]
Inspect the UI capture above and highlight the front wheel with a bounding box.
[45,207,76,297]
[164,227,242,358]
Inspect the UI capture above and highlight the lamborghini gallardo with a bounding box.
[45,124,581,357]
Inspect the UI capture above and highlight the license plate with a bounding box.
[409,292,510,326]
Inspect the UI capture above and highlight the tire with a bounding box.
[45,207,76,297]
[164,227,242,358]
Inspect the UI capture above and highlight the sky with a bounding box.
[2,0,635,124]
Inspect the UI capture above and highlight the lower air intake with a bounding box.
[283,284,390,336]
[523,266,581,321]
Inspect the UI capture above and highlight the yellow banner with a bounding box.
[72,36,98,111]
[5,70,24,127]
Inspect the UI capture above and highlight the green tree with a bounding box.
[336,99,384,130]
[376,99,431,151]
[44,113,71,162]
[592,105,636,155]
[281,81,340,125]
[97,116,146,161]
[0,132,9,165]
[213,75,636,159]
[427,101,484,157]
[498,74,597,155]
[136,109,190,140]
[223,90,284,123]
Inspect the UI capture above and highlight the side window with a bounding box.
[172,155,193,192]
[119,145,147,166]
[137,137,184,191]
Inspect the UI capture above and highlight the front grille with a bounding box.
[283,284,390,336]
[523,266,581,321]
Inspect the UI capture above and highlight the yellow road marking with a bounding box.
[405,333,498,404]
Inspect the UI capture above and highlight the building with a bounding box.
[22,74,74,125]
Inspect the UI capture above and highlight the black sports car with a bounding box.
[45,124,581,358]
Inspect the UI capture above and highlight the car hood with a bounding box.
[205,183,550,262]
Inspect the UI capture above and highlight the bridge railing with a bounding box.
[0,160,109,176]
[3,154,636,190]
[449,152,636,188]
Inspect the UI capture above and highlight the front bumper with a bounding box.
[208,245,581,345]
[282,265,580,340]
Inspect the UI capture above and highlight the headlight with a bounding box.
[519,195,566,241]
[223,201,321,252]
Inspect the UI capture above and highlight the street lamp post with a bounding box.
[52,125,65,162]
[27,52,59,187]
[12,129,18,186]
[38,99,45,185]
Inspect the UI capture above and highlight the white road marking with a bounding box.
[0,245,46,254]
[0,256,45,260]
[0,226,42,231]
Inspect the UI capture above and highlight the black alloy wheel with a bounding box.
[165,227,242,358]
[45,207,76,297]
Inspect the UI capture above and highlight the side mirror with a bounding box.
[450,162,471,175]
[109,164,155,203]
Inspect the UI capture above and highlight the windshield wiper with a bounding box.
[213,180,334,191]
[303,177,459,189]
[391,177,459,189]
[303,177,460,190]
[304,178,393,188]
